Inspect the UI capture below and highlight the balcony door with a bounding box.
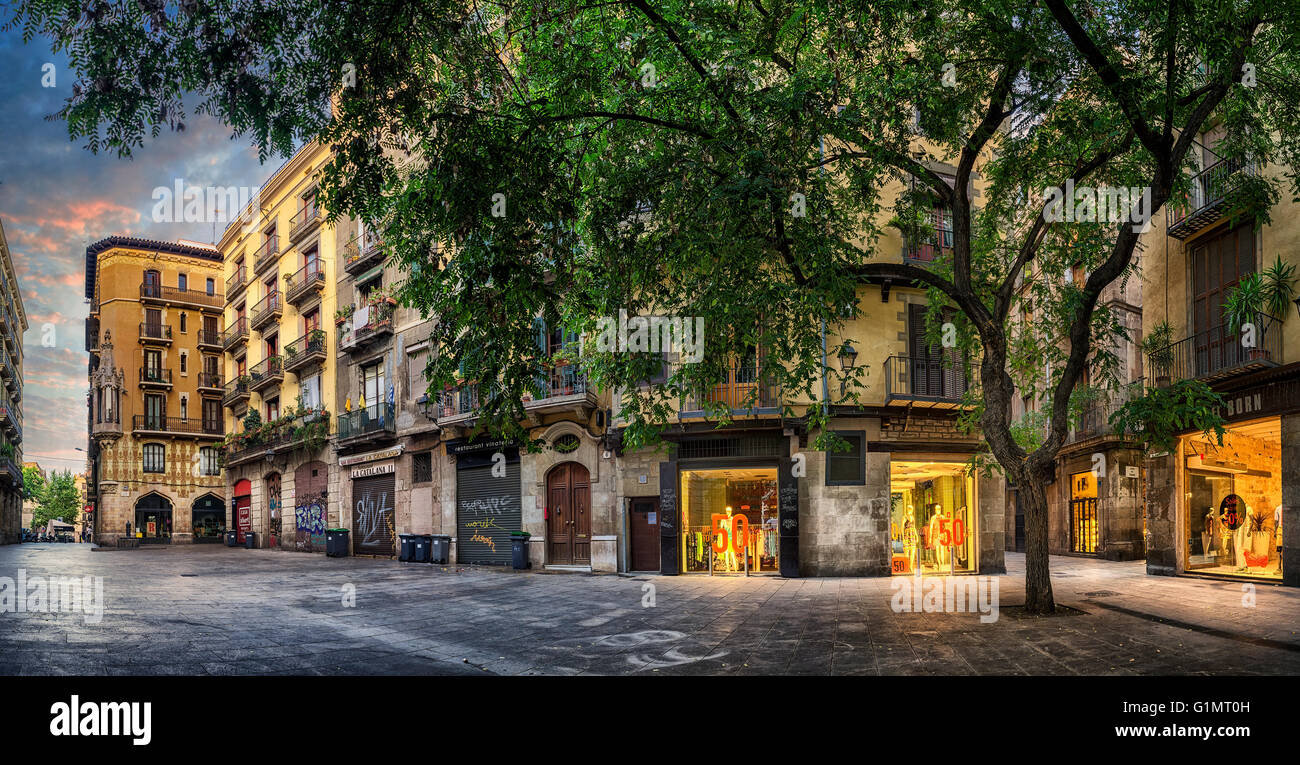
[144,394,165,429]
[1191,223,1254,376]
[908,304,963,398]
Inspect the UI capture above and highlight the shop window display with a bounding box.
[889,461,976,575]
[1183,419,1282,580]
[680,468,779,574]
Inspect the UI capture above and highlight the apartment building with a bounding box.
[1005,270,1147,561]
[218,141,340,550]
[1142,129,1300,587]
[0,218,26,544]
[84,237,226,544]
[330,216,442,559]
[411,162,1005,577]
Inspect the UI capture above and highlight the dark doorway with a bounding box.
[629,497,660,572]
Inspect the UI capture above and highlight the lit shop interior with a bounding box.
[889,460,977,575]
[680,467,780,574]
[1182,418,1282,580]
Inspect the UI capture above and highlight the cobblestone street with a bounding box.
[2,544,1298,676]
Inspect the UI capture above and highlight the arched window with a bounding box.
[142,443,165,473]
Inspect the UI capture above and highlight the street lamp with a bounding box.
[837,342,858,396]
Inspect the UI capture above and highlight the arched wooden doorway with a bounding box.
[546,462,590,565]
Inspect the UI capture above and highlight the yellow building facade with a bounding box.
[218,140,341,550]
[85,237,227,544]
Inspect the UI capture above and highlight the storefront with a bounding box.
[679,467,780,574]
[656,431,798,577]
[888,459,977,575]
[453,439,521,565]
[191,494,225,542]
[1180,417,1281,580]
[232,479,251,545]
[134,493,173,541]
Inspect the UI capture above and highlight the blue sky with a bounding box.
[0,29,286,474]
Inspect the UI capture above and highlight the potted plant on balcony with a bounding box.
[1141,321,1175,388]
[1222,272,1271,361]
[334,304,354,326]
[308,328,327,349]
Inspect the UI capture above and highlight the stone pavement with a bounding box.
[1,543,1297,675]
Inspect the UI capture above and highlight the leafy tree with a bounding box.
[32,470,79,528]
[21,464,45,524]
[11,1,1300,611]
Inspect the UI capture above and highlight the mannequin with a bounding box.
[722,506,738,572]
[1202,508,1220,557]
[928,506,950,569]
[1276,504,1284,572]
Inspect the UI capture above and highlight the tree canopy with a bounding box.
[12,0,1300,610]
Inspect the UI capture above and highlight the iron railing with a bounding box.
[221,317,248,349]
[284,259,326,303]
[1166,156,1259,236]
[139,367,172,386]
[132,415,222,437]
[139,323,172,342]
[337,402,396,440]
[139,282,222,308]
[1147,312,1281,384]
[883,355,970,403]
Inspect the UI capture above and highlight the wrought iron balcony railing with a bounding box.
[221,317,249,350]
[139,367,173,387]
[1146,312,1281,385]
[1166,156,1259,239]
[140,282,222,309]
[253,235,281,275]
[132,415,223,438]
[139,323,172,343]
[883,355,970,407]
[337,402,396,441]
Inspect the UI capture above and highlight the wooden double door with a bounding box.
[546,462,591,565]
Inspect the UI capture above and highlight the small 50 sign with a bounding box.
[711,513,749,554]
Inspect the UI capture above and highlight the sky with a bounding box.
[0,29,286,475]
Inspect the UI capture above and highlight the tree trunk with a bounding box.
[1019,475,1055,613]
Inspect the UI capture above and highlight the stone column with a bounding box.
[1281,414,1300,587]
[978,471,1006,574]
[1145,451,1178,576]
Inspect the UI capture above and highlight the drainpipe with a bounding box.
[819,136,830,419]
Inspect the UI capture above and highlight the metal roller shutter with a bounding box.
[352,472,396,557]
[456,461,522,565]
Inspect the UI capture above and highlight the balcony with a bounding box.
[337,402,396,445]
[883,355,970,408]
[140,282,223,310]
[1166,157,1260,240]
[678,359,782,416]
[338,302,394,353]
[288,202,322,244]
[197,329,223,350]
[252,235,281,277]
[284,260,326,306]
[197,372,223,393]
[222,376,251,407]
[132,415,223,439]
[85,316,99,353]
[524,364,599,423]
[221,409,330,467]
[221,317,249,351]
[138,367,173,390]
[249,291,283,331]
[1065,382,1144,447]
[226,265,248,303]
[1147,312,1281,386]
[284,330,328,374]
[138,322,173,345]
[248,355,284,393]
[0,455,20,488]
[343,233,385,275]
[0,405,20,442]
[434,385,480,427]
